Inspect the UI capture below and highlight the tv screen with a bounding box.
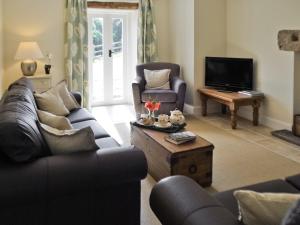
[205,57,253,91]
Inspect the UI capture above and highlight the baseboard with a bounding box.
[184,103,219,116]
[185,103,292,130]
[183,104,199,115]
[238,108,292,130]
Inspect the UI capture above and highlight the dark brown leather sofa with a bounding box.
[0,78,148,225]
[150,174,300,225]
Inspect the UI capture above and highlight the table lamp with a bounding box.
[14,42,44,76]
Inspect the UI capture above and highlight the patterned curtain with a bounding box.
[138,0,158,64]
[65,0,89,108]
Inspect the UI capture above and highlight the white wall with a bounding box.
[169,0,195,105]
[227,0,300,128]
[0,1,3,97]
[153,0,170,62]
[168,0,226,109]
[1,0,170,92]
[195,0,227,107]
[3,0,65,89]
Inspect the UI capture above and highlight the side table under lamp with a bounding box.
[14,41,44,76]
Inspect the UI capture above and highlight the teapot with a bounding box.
[170,109,185,125]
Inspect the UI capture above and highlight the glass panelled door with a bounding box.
[88,12,128,106]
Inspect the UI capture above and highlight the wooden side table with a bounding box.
[198,88,264,129]
[27,74,52,93]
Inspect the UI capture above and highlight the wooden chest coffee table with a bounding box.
[130,125,214,187]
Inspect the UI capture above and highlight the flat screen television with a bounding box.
[205,57,253,91]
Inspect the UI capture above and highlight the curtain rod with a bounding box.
[87,2,139,10]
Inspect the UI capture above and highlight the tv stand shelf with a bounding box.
[197,88,264,129]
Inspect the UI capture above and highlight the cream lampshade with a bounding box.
[15,42,44,76]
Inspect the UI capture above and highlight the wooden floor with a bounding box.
[92,104,300,225]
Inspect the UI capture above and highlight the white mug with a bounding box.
[158,114,169,125]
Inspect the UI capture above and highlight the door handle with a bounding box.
[109,49,113,57]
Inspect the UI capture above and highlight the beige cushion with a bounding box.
[34,91,70,116]
[54,81,80,111]
[144,69,171,90]
[234,190,300,225]
[37,110,72,130]
[40,123,99,155]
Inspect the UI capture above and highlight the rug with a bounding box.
[272,129,300,146]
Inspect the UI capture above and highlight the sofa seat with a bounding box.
[96,137,120,149]
[142,89,177,103]
[72,120,110,139]
[214,179,300,217]
[67,108,95,123]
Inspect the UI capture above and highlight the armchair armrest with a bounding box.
[150,176,239,225]
[132,77,145,113]
[70,91,82,106]
[0,146,147,208]
[172,77,186,94]
[132,76,144,93]
[171,77,186,111]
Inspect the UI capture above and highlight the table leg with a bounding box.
[252,100,260,126]
[230,104,238,129]
[200,94,208,116]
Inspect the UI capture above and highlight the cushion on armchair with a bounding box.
[144,69,171,90]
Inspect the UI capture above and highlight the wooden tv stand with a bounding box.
[198,88,264,129]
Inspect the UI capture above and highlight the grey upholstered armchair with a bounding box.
[132,62,186,117]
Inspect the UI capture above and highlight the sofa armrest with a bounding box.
[0,146,147,208]
[70,91,82,106]
[286,173,300,190]
[150,176,239,225]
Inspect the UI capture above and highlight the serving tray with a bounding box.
[131,121,186,133]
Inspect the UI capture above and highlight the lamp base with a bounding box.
[21,60,37,76]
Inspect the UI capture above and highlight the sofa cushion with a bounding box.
[142,89,177,103]
[281,200,300,225]
[52,81,81,111]
[95,137,120,149]
[34,91,70,116]
[40,123,99,155]
[37,110,72,130]
[8,77,34,92]
[234,190,300,225]
[4,85,38,112]
[67,108,95,123]
[72,120,110,139]
[214,179,300,217]
[0,109,48,162]
[0,83,49,162]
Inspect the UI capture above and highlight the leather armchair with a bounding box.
[132,62,186,117]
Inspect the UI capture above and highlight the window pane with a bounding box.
[112,18,124,100]
[92,17,104,103]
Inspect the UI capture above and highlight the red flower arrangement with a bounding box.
[145,99,161,116]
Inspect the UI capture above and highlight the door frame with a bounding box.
[88,9,130,107]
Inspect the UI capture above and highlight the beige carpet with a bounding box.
[92,105,300,225]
